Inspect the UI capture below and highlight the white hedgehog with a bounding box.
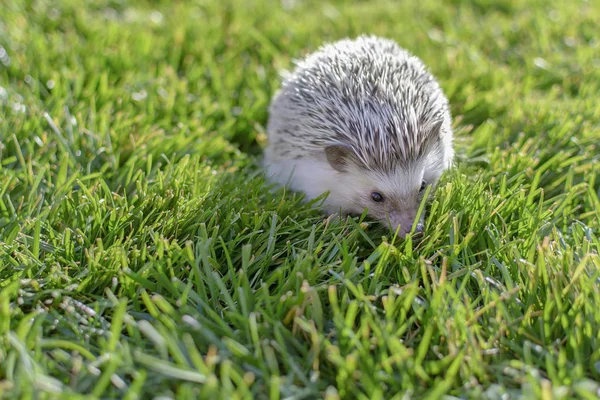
[263,35,454,237]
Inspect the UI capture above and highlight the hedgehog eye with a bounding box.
[371,192,384,203]
[419,181,427,192]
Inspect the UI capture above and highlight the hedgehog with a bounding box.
[263,35,454,237]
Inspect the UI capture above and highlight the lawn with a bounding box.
[1,0,599,398]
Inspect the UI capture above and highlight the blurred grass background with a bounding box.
[1,0,599,398]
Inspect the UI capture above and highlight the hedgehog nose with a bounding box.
[388,211,422,237]
[397,222,424,238]
[395,224,412,238]
[414,222,424,233]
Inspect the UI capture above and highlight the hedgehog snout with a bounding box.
[386,210,424,237]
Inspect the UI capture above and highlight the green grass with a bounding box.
[1,0,599,398]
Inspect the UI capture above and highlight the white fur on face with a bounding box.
[264,151,445,236]
[356,164,428,234]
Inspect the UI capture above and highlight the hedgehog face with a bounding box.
[349,168,432,237]
[325,143,446,237]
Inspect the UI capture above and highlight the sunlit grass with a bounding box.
[1,0,599,398]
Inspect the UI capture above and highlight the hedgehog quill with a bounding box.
[263,35,454,237]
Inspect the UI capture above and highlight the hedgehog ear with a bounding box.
[417,119,444,158]
[325,144,359,172]
[429,119,444,137]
